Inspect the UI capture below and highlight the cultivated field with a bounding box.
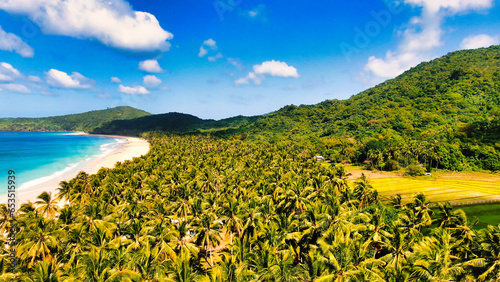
[347,168,500,205]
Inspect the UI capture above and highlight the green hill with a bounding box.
[91,113,259,136]
[0,106,151,132]
[2,47,500,171]
[237,46,500,171]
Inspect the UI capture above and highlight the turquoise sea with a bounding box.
[0,131,120,196]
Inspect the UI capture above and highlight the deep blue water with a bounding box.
[0,132,118,196]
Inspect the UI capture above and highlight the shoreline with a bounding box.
[1,133,150,208]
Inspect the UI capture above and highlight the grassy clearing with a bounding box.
[344,169,500,205]
[344,167,500,227]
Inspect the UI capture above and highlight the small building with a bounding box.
[314,155,325,161]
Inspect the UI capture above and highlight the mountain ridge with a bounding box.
[2,46,500,171]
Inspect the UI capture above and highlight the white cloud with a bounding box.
[143,75,162,88]
[118,84,150,95]
[227,58,244,71]
[234,60,299,86]
[0,83,31,94]
[460,34,499,50]
[0,26,34,58]
[46,69,94,89]
[241,4,268,22]
[27,75,42,83]
[253,60,300,78]
[138,59,164,73]
[208,53,223,62]
[203,39,217,50]
[362,0,493,83]
[110,76,122,83]
[234,72,263,86]
[0,0,173,52]
[405,0,492,14]
[199,39,220,59]
[0,62,21,82]
[198,47,208,57]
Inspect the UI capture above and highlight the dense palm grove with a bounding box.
[1,134,499,281]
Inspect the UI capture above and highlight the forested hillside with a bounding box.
[93,47,500,172]
[4,133,500,281]
[92,113,258,136]
[0,106,151,132]
[241,46,500,171]
[2,47,500,172]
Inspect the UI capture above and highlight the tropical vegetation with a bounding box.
[1,134,500,281]
[1,46,500,281]
[0,106,151,132]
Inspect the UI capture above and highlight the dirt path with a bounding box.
[347,168,401,180]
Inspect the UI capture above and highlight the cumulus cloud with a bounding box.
[46,69,94,89]
[0,62,21,82]
[234,72,263,86]
[199,39,221,60]
[362,0,493,83]
[208,53,223,62]
[227,58,243,69]
[0,0,173,52]
[0,26,34,58]
[235,60,299,86]
[253,60,299,78]
[138,59,164,73]
[241,4,268,22]
[27,75,42,83]
[118,84,150,95]
[203,39,217,50]
[405,0,492,13]
[460,34,499,50]
[0,83,31,94]
[198,47,208,57]
[143,75,162,88]
[111,76,122,83]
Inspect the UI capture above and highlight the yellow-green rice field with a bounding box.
[349,169,500,205]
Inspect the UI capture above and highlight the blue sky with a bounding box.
[0,0,498,119]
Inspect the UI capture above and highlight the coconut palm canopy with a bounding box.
[3,133,499,281]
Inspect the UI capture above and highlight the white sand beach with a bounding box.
[1,135,150,208]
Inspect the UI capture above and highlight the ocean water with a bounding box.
[0,131,121,196]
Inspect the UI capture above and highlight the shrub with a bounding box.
[384,159,400,171]
[404,164,426,176]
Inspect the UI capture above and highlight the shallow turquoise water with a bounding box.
[0,131,118,196]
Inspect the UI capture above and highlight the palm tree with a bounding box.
[20,261,59,282]
[408,193,433,231]
[409,228,464,281]
[380,225,412,281]
[469,225,500,281]
[17,217,61,267]
[56,180,71,203]
[35,192,59,219]
[195,212,221,269]
[435,202,467,228]
[354,173,378,209]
